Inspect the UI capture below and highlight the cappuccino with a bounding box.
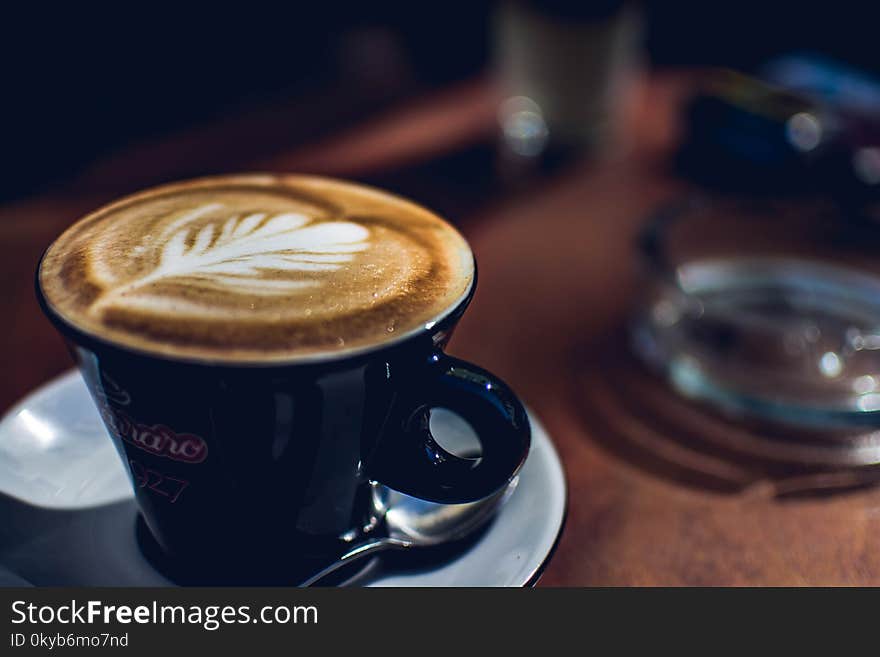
[39,175,474,361]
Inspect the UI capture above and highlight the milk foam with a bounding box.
[39,175,475,361]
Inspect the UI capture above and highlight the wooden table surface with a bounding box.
[4,70,880,586]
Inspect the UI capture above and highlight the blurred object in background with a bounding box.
[632,196,880,432]
[762,54,880,221]
[676,56,880,209]
[762,54,880,119]
[675,68,835,193]
[492,0,643,173]
[620,194,880,492]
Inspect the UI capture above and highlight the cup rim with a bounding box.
[35,174,478,369]
[36,259,477,369]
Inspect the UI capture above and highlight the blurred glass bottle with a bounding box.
[493,0,642,170]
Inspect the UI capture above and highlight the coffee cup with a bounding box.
[36,174,530,582]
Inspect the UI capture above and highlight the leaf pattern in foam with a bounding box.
[95,205,370,309]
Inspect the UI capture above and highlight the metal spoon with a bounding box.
[299,477,519,586]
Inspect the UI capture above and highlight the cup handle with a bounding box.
[367,353,531,504]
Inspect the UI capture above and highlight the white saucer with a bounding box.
[0,370,566,587]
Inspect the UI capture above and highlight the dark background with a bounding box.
[1,1,877,200]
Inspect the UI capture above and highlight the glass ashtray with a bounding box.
[631,196,880,429]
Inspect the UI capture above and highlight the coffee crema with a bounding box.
[39,175,475,362]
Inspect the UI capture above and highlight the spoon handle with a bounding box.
[297,538,395,587]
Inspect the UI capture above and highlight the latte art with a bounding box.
[39,175,475,361]
[93,206,370,310]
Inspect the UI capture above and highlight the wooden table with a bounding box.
[4,70,880,586]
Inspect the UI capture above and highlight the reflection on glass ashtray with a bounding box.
[632,198,880,428]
